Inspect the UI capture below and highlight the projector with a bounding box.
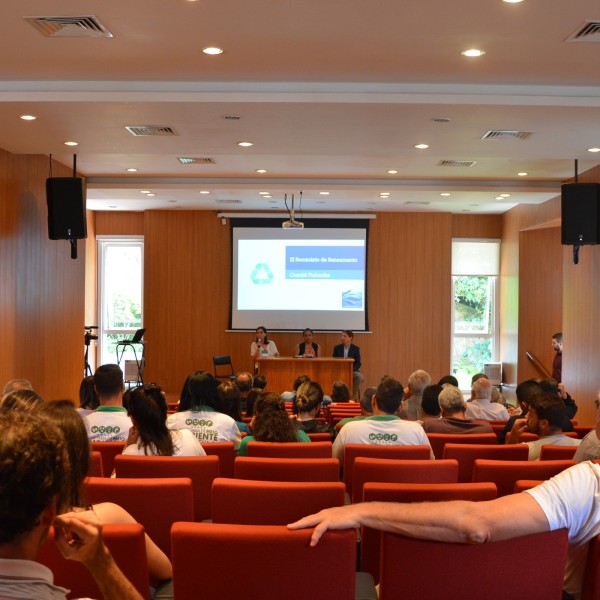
[282,219,304,229]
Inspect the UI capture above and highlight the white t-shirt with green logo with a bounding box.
[85,406,133,442]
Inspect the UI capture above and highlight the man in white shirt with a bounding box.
[332,376,433,461]
[85,364,133,442]
[465,377,509,421]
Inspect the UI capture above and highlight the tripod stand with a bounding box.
[84,327,98,377]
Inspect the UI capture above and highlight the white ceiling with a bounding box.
[2,0,600,214]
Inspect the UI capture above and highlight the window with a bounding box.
[97,237,144,367]
[451,240,500,389]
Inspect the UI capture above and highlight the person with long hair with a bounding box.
[37,400,173,589]
[77,375,100,416]
[0,388,43,413]
[293,380,334,440]
[330,380,352,403]
[238,391,310,456]
[124,384,205,456]
[217,381,251,435]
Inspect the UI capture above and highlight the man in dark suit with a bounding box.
[332,330,364,400]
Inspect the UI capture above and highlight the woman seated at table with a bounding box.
[293,380,334,440]
[251,325,279,361]
[238,391,311,456]
[293,328,321,357]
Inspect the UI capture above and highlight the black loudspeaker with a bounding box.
[561,182,600,245]
[46,177,87,240]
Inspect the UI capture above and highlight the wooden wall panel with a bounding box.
[95,211,144,236]
[452,214,502,239]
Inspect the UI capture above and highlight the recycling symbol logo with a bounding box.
[251,263,274,284]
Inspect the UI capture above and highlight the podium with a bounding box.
[256,357,354,395]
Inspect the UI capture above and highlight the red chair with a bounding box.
[234,457,340,482]
[90,441,125,477]
[343,443,432,493]
[307,432,332,442]
[513,479,544,493]
[582,534,600,600]
[539,444,579,460]
[89,450,104,477]
[378,529,568,600]
[114,454,219,521]
[425,433,497,461]
[83,476,194,558]
[211,478,345,524]
[202,441,236,478]
[563,431,580,439]
[352,457,459,504]
[245,441,332,458]
[361,482,497,583]
[472,459,575,497]
[574,425,594,439]
[443,443,529,483]
[518,432,540,442]
[171,523,358,600]
[39,524,150,600]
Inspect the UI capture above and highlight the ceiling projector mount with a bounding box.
[282,192,304,229]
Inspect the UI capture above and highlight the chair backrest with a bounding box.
[472,459,576,497]
[39,524,150,600]
[378,529,568,600]
[212,478,346,524]
[114,454,219,521]
[425,433,497,461]
[518,432,540,442]
[307,432,332,442]
[343,444,432,493]
[352,457,459,504]
[513,479,544,493]
[90,441,125,477]
[234,457,340,482]
[574,425,594,439]
[89,450,104,477]
[171,523,357,600]
[213,355,234,379]
[582,534,600,600]
[246,441,332,458]
[361,482,497,584]
[202,441,236,478]
[539,444,579,460]
[443,443,529,482]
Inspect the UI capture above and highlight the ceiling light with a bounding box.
[263,195,272,198]
[588,147,600,153]
[496,196,504,200]
[126,168,138,172]
[461,49,486,57]
[387,169,398,174]
[203,47,223,55]
[255,169,267,173]
[380,192,390,197]
[259,191,270,195]
[319,192,330,195]
[199,190,210,194]
[64,141,78,146]
[503,0,524,3]
[518,172,528,177]
[146,193,156,197]
[20,115,36,121]
[440,193,451,197]
[238,141,253,147]
[140,190,151,194]
[414,143,429,149]
[500,193,511,197]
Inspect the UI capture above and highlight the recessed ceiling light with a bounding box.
[238,141,253,147]
[588,147,600,153]
[503,0,524,3]
[199,190,210,194]
[440,193,451,197]
[256,169,267,173]
[518,172,528,177]
[414,143,429,149]
[203,47,223,55]
[20,115,36,121]
[146,193,156,197]
[461,49,485,57]
[259,191,270,195]
[500,193,511,197]
[140,190,151,194]
[319,192,330,195]
[126,168,138,172]
[387,169,398,174]
[496,196,504,200]
[263,195,272,199]
[64,141,78,146]
[379,192,390,197]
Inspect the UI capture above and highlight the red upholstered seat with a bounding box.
[426,433,497,462]
[245,440,332,458]
[539,444,579,460]
[513,479,544,493]
[89,450,104,477]
[234,457,340,481]
[307,432,332,442]
[582,534,600,600]
[90,441,125,477]
[198,441,236,477]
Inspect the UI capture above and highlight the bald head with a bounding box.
[472,377,492,401]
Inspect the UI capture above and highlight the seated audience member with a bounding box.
[574,392,600,463]
[507,392,580,460]
[1,378,33,395]
[124,384,205,456]
[293,381,334,440]
[399,369,432,420]
[253,374,267,390]
[85,364,133,442]
[418,384,443,425]
[167,371,241,450]
[471,372,488,385]
[77,375,100,416]
[465,377,509,421]
[0,388,43,413]
[332,330,364,400]
[332,377,433,461]
[294,328,321,357]
[282,373,311,406]
[336,387,376,429]
[0,411,145,600]
[437,375,459,387]
[540,377,578,420]
[422,385,493,434]
[217,381,251,434]
[288,460,600,600]
[330,380,352,404]
[234,371,253,415]
[238,392,310,456]
[38,400,172,589]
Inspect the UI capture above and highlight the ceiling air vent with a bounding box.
[215,199,242,204]
[566,21,600,42]
[125,126,178,136]
[438,160,476,168]
[25,15,113,37]
[481,130,532,140]
[177,157,215,165]
[404,201,430,206]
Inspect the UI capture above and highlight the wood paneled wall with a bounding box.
[0,149,85,400]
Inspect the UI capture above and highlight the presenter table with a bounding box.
[256,357,354,395]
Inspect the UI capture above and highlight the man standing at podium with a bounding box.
[332,330,364,401]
